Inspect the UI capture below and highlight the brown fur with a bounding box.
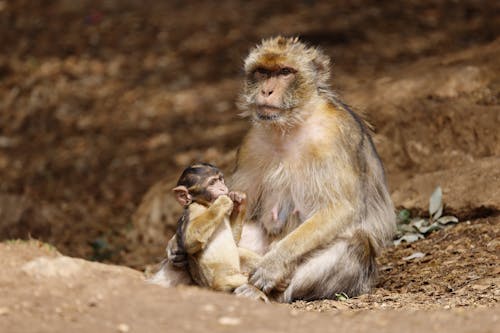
[232,36,396,301]
[149,165,268,302]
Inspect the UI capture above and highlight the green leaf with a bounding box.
[429,186,443,219]
[397,223,417,234]
[393,233,424,245]
[408,218,428,231]
[432,205,443,221]
[335,292,349,301]
[437,216,459,225]
[403,252,426,260]
[413,221,442,234]
[397,209,411,223]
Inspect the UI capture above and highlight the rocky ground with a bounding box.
[0,0,499,331]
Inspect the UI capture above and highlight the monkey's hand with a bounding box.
[212,195,234,215]
[234,284,270,303]
[228,191,246,213]
[249,250,289,294]
[166,236,188,268]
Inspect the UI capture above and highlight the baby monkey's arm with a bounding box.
[182,195,233,254]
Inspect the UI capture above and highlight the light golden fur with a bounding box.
[231,36,395,301]
[150,194,267,301]
[151,37,395,302]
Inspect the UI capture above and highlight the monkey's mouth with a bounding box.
[256,105,283,121]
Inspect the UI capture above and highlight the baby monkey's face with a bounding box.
[204,173,229,201]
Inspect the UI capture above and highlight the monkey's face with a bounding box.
[204,174,229,201]
[173,163,227,206]
[239,36,331,129]
[247,66,302,122]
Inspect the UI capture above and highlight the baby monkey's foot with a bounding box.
[234,284,270,303]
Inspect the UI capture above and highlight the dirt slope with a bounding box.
[1,241,498,333]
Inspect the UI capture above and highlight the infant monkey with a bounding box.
[172,163,268,301]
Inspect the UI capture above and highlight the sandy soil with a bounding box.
[1,240,498,333]
[0,0,499,331]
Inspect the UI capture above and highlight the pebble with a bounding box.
[117,323,130,332]
[0,307,10,316]
[218,316,241,326]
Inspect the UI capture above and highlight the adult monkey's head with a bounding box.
[238,36,332,130]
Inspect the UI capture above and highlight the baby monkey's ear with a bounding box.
[173,186,192,207]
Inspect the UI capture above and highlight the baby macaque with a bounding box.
[170,163,267,301]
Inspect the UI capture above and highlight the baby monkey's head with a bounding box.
[173,163,228,207]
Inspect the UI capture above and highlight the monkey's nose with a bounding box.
[261,89,273,97]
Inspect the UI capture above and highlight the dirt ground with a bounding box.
[0,240,498,333]
[0,0,499,331]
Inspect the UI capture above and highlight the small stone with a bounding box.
[117,323,130,332]
[0,307,9,316]
[202,304,216,312]
[218,316,241,326]
[22,256,82,278]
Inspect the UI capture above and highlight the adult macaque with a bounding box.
[230,36,396,301]
[164,37,395,302]
[150,163,267,301]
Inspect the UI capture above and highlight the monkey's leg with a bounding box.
[250,202,356,293]
[281,230,377,302]
[212,273,248,292]
[147,260,193,288]
[238,247,262,273]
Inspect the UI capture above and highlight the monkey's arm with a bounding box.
[229,191,247,243]
[167,235,188,268]
[182,196,233,254]
[250,200,357,293]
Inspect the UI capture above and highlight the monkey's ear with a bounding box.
[312,51,331,89]
[173,186,191,207]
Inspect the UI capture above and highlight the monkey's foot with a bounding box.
[234,284,269,303]
[274,278,291,293]
[249,256,286,294]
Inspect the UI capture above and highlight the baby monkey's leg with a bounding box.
[238,247,263,274]
[212,273,248,292]
[233,248,270,302]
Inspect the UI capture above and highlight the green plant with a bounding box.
[394,186,459,245]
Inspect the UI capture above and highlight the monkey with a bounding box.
[224,36,396,302]
[149,163,268,301]
[164,36,395,302]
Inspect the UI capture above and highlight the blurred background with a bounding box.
[0,0,499,269]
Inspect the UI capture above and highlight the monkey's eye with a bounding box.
[253,68,270,79]
[208,178,217,186]
[279,67,294,76]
